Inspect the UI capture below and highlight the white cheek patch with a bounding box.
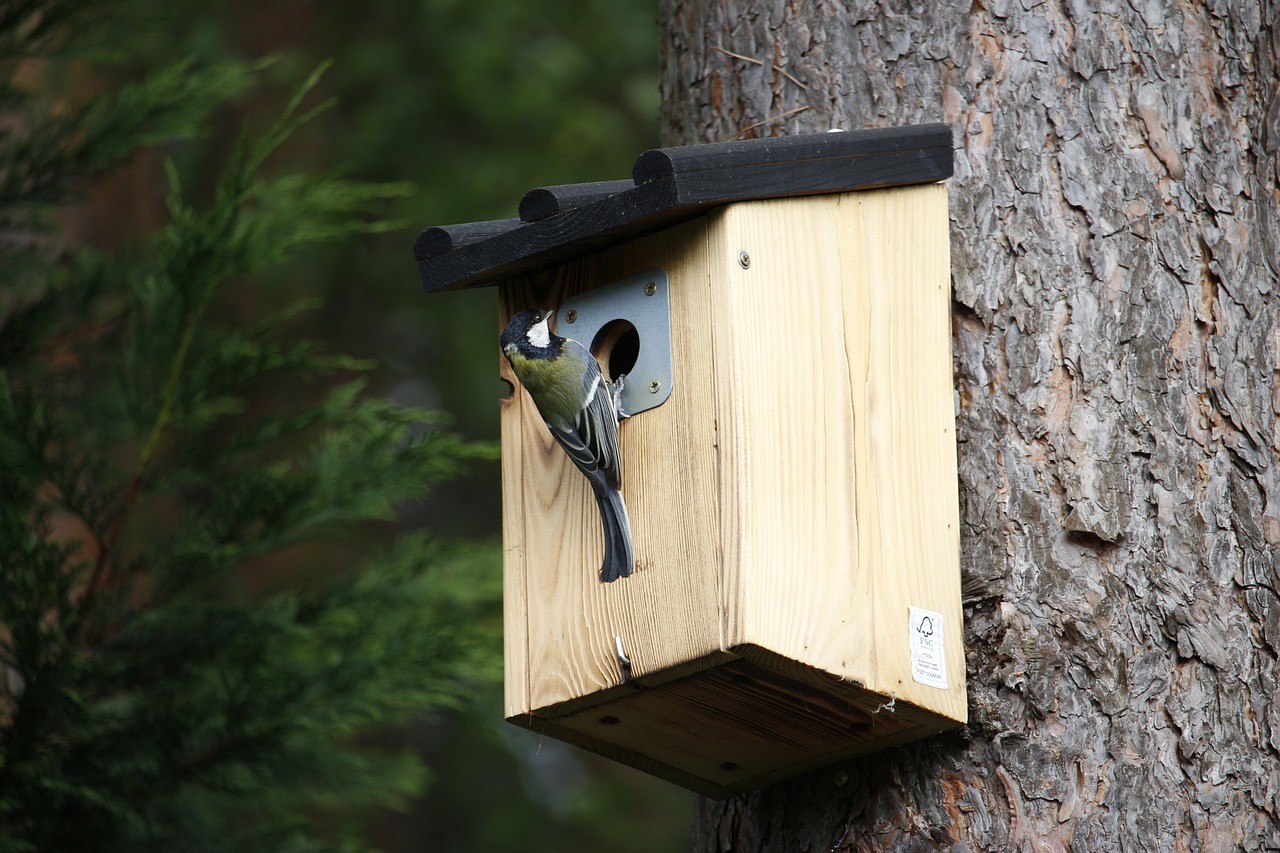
[527,317,551,349]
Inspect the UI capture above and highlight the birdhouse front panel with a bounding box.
[498,217,728,719]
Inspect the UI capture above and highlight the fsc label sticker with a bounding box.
[909,607,948,690]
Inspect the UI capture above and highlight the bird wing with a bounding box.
[548,342,622,490]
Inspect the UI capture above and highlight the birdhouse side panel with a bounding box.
[846,183,966,722]
[706,196,872,685]
[706,185,965,726]
[499,338,531,719]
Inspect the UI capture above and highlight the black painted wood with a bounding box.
[414,218,522,262]
[519,180,636,222]
[632,124,952,205]
[420,178,686,292]
[417,124,952,291]
[633,124,949,181]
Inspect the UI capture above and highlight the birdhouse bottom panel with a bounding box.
[507,645,961,798]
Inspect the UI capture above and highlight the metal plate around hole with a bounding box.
[554,269,672,417]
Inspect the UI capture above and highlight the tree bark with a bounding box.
[660,1,1280,850]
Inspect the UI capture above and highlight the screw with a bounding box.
[648,380,660,394]
[737,250,751,269]
[644,281,657,296]
[565,309,577,323]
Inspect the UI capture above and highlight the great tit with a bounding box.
[501,308,634,582]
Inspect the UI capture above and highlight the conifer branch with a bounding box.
[2,18,502,849]
[82,237,220,611]
[80,63,331,610]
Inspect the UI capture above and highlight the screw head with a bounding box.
[648,380,660,394]
[564,309,577,323]
[644,281,657,296]
[737,250,751,269]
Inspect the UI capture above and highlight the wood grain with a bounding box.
[708,196,865,677]
[633,124,953,203]
[497,325,530,719]
[848,184,964,720]
[631,124,950,183]
[501,184,963,792]
[413,217,521,261]
[709,185,965,720]
[519,180,635,222]
[533,655,922,797]
[499,217,725,714]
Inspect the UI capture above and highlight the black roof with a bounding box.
[415,123,953,292]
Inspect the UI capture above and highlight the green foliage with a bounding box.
[140,0,662,541]
[0,10,500,852]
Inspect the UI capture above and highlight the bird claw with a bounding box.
[614,635,632,682]
[611,373,630,420]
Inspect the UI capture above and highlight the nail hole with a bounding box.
[599,715,620,726]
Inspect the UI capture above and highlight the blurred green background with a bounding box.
[62,0,690,849]
[160,0,661,537]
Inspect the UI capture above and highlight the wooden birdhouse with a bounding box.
[414,125,965,796]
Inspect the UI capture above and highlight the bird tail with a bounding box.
[593,483,634,582]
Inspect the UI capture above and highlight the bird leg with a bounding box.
[610,373,630,420]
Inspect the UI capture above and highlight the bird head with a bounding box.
[501,307,559,357]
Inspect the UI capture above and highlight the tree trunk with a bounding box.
[660,1,1280,849]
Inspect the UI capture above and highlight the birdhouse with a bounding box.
[415,125,964,796]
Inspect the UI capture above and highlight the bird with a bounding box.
[501,307,634,582]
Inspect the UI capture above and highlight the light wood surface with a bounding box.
[500,183,963,790]
[848,184,965,720]
[707,184,964,721]
[499,217,725,716]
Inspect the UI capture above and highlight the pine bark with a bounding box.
[660,1,1280,850]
